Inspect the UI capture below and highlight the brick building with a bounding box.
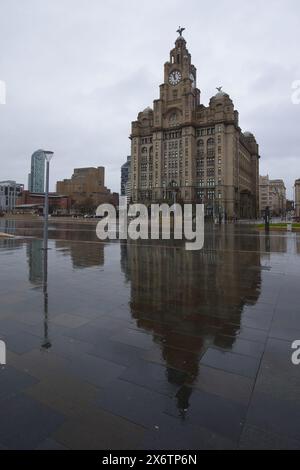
[57,167,118,209]
[16,191,72,214]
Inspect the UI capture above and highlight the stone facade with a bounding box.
[269,179,286,217]
[259,175,286,217]
[56,167,118,208]
[130,32,260,219]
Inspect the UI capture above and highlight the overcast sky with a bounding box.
[0,0,299,198]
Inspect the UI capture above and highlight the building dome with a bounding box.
[143,106,152,113]
[214,88,229,99]
[244,131,254,138]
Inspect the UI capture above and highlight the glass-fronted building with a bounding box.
[121,156,131,202]
[28,150,45,193]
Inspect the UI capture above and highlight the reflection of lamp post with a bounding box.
[42,151,54,251]
[42,246,51,350]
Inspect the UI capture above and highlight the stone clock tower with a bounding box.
[130,29,260,219]
[155,28,200,127]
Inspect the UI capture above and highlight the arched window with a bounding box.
[207,138,215,147]
[169,113,177,126]
[141,147,148,154]
[197,139,204,147]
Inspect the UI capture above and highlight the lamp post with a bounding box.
[39,150,53,352]
[42,151,54,251]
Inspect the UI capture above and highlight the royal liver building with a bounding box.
[130,29,260,219]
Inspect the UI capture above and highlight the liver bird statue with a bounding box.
[177,27,185,37]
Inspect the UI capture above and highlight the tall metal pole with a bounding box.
[41,151,53,349]
[43,158,50,251]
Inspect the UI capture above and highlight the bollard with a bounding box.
[264,207,270,232]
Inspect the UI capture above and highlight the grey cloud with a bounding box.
[0,0,299,197]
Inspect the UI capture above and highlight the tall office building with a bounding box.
[130,30,260,219]
[28,150,45,193]
[121,156,131,202]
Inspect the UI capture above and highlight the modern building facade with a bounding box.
[259,175,286,217]
[0,181,24,212]
[295,179,300,218]
[130,30,260,219]
[121,156,131,202]
[28,150,45,193]
[56,167,118,209]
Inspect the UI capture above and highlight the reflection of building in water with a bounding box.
[0,237,22,252]
[27,239,44,285]
[55,241,105,269]
[259,232,287,264]
[121,229,261,412]
[47,225,99,243]
[0,219,17,234]
[297,236,300,255]
[120,243,131,283]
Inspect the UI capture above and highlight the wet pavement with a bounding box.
[0,218,300,449]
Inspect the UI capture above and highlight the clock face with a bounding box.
[169,70,182,86]
[190,73,196,88]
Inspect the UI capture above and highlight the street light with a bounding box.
[42,150,54,251]
[38,150,54,353]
